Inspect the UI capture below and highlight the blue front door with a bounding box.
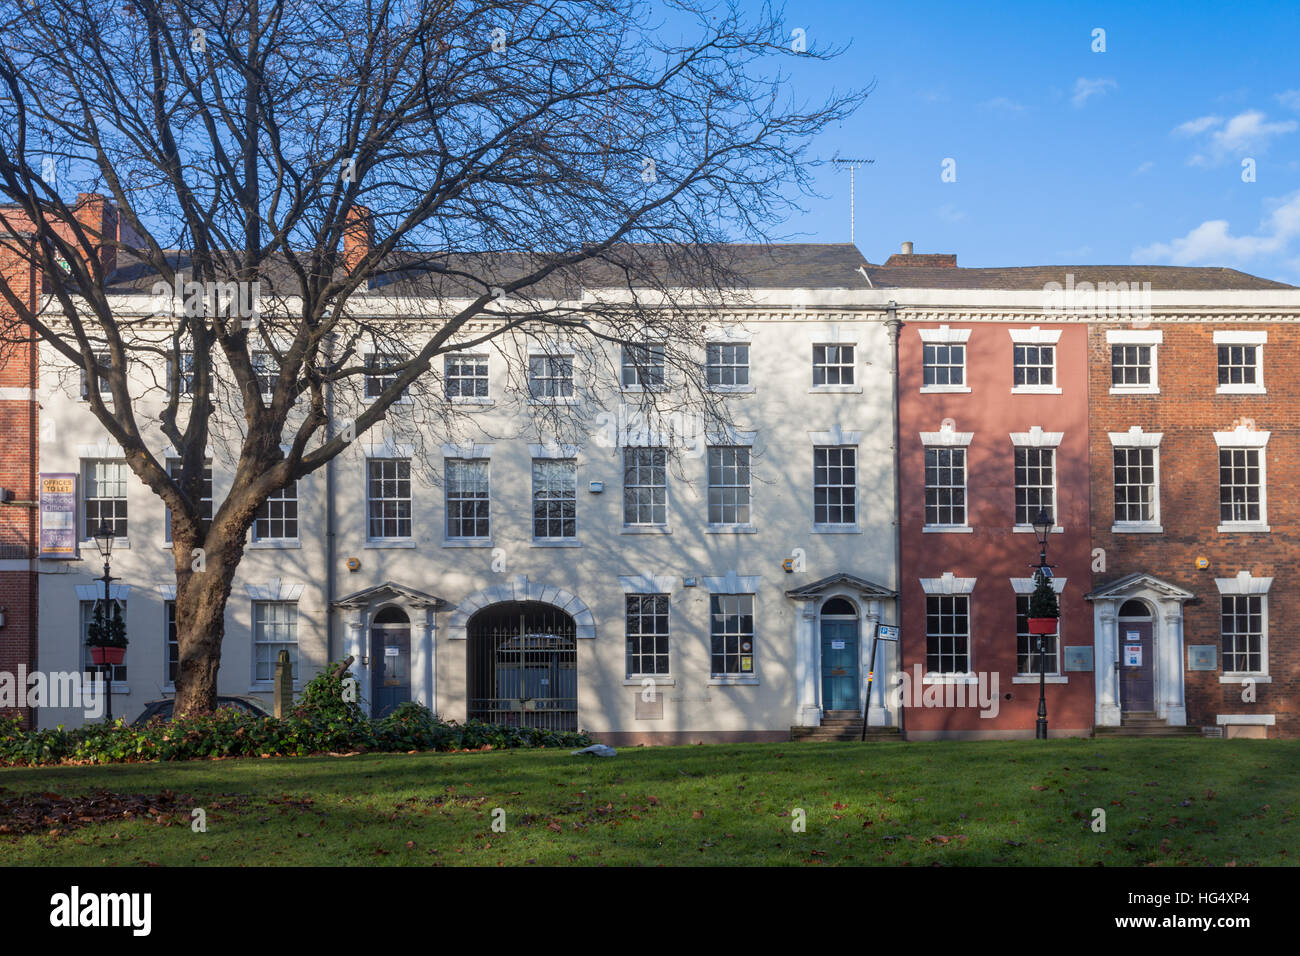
[820,619,860,711]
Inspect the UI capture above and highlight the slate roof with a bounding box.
[76,242,1300,296]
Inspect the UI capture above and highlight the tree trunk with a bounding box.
[172,548,241,717]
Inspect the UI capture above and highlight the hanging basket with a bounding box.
[89,645,126,666]
[1026,617,1058,635]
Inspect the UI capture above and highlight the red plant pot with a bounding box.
[89,646,126,666]
[1026,618,1059,635]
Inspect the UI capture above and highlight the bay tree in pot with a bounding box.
[1026,573,1059,635]
[86,601,128,666]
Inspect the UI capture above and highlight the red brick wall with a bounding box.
[1089,323,1298,737]
[899,322,1095,737]
[0,238,38,728]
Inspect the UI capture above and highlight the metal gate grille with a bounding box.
[468,602,577,731]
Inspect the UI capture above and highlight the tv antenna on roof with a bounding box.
[832,156,874,244]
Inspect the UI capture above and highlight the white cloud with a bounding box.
[1134,191,1300,266]
[935,203,966,223]
[979,96,1025,112]
[1072,77,1116,107]
[1173,115,1222,136]
[1276,90,1300,111]
[1178,110,1297,166]
[1133,161,1154,176]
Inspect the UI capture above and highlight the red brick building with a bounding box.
[890,264,1094,738]
[1088,320,1300,738]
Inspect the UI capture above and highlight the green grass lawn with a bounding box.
[1,738,1296,866]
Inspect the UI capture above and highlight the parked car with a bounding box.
[131,695,272,726]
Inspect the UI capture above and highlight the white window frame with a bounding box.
[1215,571,1271,680]
[1106,329,1161,395]
[705,444,754,532]
[527,347,578,404]
[366,457,414,543]
[1108,427,1162,533]
[444,352,491,404]
[251,480,299,545]
[1213,330,1266,395]
[1214,426,1269,533]
[920,423,974,532]
[810,342,859,392]
[621,342,667,392]
[530,455,578,544]
[812,444,859,531]
[1010,428,1063,533]
[705,340,753,393]
[164,597,178,688]
[1009,326,1063,394]
[919,573,977,680]
[364,350,412,403]
[444,457,491,544]
[624,592,672,680]
[172,349,196,398]
[919,326,972,394]
[82,458,129,543]
[252,600,300,684]
[622,446,669,531]
[80,350,114,401]
[251,349,279,399]
[1010,576,1068,681]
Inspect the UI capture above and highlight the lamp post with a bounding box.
[1031,508,1054,740]
[91,524,118,723]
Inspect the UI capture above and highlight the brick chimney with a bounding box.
[343,205,373,273]
[884,242,956,268]
[69,193,118,276]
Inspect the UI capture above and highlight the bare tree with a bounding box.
[0,0,862,715]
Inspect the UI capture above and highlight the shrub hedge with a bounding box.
[0,664,591,767]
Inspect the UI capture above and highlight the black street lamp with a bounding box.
[1030,508,1054,740]
[91,523,118,723]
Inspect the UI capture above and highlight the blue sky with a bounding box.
[779,0,1300,283]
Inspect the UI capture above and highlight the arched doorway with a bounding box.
[468,602,577,731]
[371,605,412,718]
[1117,599,1154,713]
[820,597,860,712]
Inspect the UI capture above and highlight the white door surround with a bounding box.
[786,572,897,727]
[1086,572,1194,727]
[333,581,446,717]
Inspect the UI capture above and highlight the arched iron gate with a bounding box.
[468,602,577,731]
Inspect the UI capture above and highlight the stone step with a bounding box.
[791,726,901,742]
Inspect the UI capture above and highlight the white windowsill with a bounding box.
[1012,525,1064,534]
[1109,386,1159,395]
[708,676,759,686]
[249,539,302,549]
[808,385,862,394]
[923,674,979,684]
[621,526,671,534]
[920,384,971,394]
[442,538,494,548]
[812,525,862,534]
[531,539,581,548]
[81,538,130,550]
[1215,714,1274,725]
[621,385,669,394]
[1220,674,1270,684]
[1011,386,1063,395]
[1111,523,1163,534]
[528,396,579,406]
[1012,675,1068,684]
[707,385,755,394]
[1217,523,1270,534]
[623,677,676,686]
[365,539,417,549]
[705,524,756,534]
[1216,384,1265,395]
[923,525,973,533]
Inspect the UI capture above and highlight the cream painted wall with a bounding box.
[34,306,898,734]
